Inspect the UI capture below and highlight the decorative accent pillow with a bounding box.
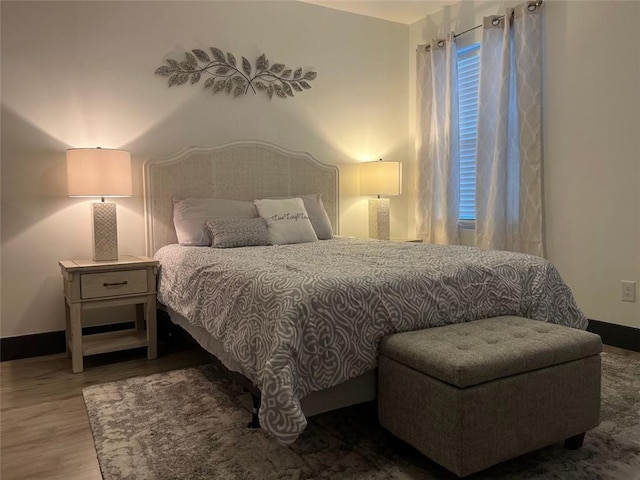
[253,198,318,245]
[269,193,334,240]
[173,198,257,246]
[206,218,271,248]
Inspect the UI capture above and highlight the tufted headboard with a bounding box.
[143,140,340,255]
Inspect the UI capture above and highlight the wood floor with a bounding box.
[1,343,638,480]
[1,341,211,480]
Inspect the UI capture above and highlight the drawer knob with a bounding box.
[103,281,129,287]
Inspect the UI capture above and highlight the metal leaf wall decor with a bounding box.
[154,48,317,99]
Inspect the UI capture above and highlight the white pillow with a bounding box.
[173,198,257,246]
[272,194,334,240]
[253,198,318,245]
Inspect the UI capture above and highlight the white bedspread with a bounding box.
[154,238,587,444]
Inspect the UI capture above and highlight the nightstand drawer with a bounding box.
[80,269,147,299]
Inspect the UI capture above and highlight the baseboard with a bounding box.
[1,322,135,362]
[587,319,640,352]
[2,317,638,361]
[1,330,67,362]
[1,314,188,362]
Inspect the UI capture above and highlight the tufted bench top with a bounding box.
[379,316,602,388]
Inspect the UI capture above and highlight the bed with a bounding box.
[144,140,587,445]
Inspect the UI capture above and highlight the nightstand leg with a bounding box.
[146,295,157,360]
[64,301,72,359]
[70,303,83,373]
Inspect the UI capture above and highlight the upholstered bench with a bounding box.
[378,316,602,477]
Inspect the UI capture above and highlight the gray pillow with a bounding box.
[173,198,257,246]
[206,218,271,248]
[299,194,334,240]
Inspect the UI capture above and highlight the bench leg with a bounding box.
[565,432,585,449]
[247,394,261,429]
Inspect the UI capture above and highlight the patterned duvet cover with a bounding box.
[154,237,587,445]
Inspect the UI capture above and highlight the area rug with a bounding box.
[83,352,640,480]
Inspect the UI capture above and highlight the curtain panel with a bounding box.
[416,35,460,245]
[475,2,544,256]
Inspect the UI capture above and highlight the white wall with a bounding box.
[3,0,638,339]
[409,0,640,328]
[1,1,410,338]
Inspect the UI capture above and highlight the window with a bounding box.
[457,43,480,221]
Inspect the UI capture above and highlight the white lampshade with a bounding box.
[66,148,132,197]
[359,160,402,196]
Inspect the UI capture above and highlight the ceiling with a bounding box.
[298,0,451,25]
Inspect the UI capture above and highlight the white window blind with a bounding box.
[457,43,480,221]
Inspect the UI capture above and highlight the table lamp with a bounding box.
[66,148,132,261]
[359,159,402,240]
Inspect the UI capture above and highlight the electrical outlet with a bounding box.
[621,281,636,302]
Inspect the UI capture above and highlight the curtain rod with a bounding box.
[453,22,491,39]
[453,0,543,39]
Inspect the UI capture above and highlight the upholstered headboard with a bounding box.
[143,140,340,255]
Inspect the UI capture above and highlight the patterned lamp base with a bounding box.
[91,202,119,261]
[368,198,390,240]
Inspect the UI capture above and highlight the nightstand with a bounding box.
[59,255,159,373]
